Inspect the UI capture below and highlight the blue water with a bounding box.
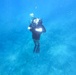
[0,0,76,75]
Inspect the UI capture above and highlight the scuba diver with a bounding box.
[28,18,46,53]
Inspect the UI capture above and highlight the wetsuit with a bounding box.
[29,20,46,53]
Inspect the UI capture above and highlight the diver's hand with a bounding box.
[35,28,42,32]
[28,27,31,30]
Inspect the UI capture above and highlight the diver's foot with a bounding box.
[36,49,40,53]
[33,49,40,53]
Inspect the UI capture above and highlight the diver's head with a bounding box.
[32,18,42,25]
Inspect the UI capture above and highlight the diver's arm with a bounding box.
[41,25,46,32]
[28,24,33,31]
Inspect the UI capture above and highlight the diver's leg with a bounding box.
[33,39,40,53]
[33,39,37,52]
[36,40,40,53]
[33,40,36,52]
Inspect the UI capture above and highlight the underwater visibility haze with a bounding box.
[0,0,76,75]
